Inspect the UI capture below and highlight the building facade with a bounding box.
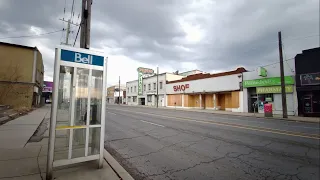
[126,73,184,106]
[295,47,320,117]
[166,68,246,112]
[106,85,126,104]
[242,60,297,115]
[42,81,53,103]
[0,42,44,108]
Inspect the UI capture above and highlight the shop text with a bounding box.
[173,84,189,92]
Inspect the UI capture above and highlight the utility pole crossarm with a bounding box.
[59,18,80,26]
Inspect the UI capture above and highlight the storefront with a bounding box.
[165,68,246,112]
[243,76,295,115]
[42,81,53,104]
[295,47,320,117]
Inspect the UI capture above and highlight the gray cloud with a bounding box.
[0,0,319,81]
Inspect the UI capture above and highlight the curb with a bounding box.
[104,149,134,180]
[0,116,9,123]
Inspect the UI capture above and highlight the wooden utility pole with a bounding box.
[80,0,92,49]
[278,31,288,118]
[156,67,159,108]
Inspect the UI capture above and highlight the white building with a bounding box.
[242,60,297,115]
[178,69,204,77]
[165,68,246,112]
[126,73,184,106]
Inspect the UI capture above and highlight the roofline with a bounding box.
[0,41,39,51]
[178,69,202,74]
[126,72,182,84]
[167,67,247,84]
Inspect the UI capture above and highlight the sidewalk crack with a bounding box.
[37,146,43,180]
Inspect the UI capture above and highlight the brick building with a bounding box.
[0,42,44,108]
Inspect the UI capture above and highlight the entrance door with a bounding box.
[52,67,103,166]
[303,96,312,113]
[140,98,145,105]
[202,94,206,109]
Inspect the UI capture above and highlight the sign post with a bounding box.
[46,46,107,180]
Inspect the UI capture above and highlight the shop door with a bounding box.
[303,96,312,113]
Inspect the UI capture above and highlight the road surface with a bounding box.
[105,105,320,180]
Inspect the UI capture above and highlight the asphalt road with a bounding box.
[105,105,320,180]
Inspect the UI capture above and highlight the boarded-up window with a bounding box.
[167,94,182,106]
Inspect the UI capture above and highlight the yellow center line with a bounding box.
[107,108,320,140]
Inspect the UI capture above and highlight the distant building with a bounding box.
[178,69,204,77]
[42,81,53,103]
[107,85,126,104]
[0,42,44,108]
[126,73,184,106]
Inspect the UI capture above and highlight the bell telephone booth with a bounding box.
[46,46,107,179]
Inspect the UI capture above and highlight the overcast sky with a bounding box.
[0,0,319,86]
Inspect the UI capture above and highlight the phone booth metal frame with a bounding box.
[46,45,107,179]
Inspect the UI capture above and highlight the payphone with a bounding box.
[46,46,107,179]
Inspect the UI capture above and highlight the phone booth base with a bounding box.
[46,46,107,179]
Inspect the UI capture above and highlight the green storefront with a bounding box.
[243,76,295,113]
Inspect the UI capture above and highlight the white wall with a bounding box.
[126,73,179,106]
[243,60,297,115]
[243,60,295,80]
[126,80,138,105]
[166,74,242,94]
[165,74,184,81]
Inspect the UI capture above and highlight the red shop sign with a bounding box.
[173,84,189,92]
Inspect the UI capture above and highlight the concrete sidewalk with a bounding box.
[0,105,133,180]
[122,104,320,123]
[0,107,48,148]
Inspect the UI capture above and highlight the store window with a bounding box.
[133,96,137,102]
[258,94,274,102]
[147,95,152,102]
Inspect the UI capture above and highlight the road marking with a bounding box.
[140,120,165,127]
[108,108,320,140]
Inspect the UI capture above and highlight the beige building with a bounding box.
[107,85,126,104]
[0,42,44,108]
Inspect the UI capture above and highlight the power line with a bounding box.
[0,29,65,40]
[283,34,320,41]
[70,0,75,20]
[260,58,294,68]
[73,25,81,46]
